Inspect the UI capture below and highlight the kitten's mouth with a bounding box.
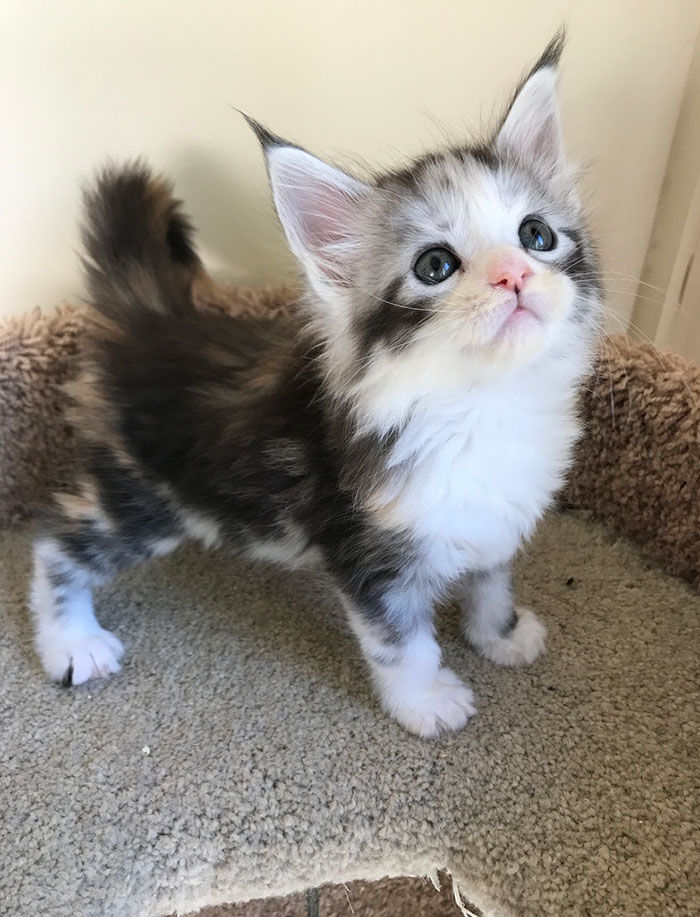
[496,298,542,337]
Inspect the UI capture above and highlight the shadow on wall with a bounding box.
[175,146,298,288]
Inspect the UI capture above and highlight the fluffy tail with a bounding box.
[81,161,201,322]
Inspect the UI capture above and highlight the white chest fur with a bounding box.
[370,359,582,579]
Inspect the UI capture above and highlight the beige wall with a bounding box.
[2,0,699,323]
[633,23,700,356]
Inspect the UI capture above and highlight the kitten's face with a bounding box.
[350,149,596,378]
[253,33,601,396]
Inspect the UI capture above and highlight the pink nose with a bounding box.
[488,255,533,294]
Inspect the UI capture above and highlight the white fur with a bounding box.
[344,604,476,738]
[461,566,512,639]
[366,345,587,581]
[473,608,547,667]
[245,523,323,570]
[149,534,184,557]
[31,539,123,683]
[380,661,476,739]
[496,66,564,176]
[180,511,221,549]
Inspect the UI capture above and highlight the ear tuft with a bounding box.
[495,30,567,176]
[244,116,372,287]
[530,27,566,74]
[240,112,291,151]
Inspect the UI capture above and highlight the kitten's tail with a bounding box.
[81,161,201,322]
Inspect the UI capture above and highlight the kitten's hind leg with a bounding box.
[341,592,476,738]
[459,564,546,667]
[30,479,182,685]
[31,536,124,685]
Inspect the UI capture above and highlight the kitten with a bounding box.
[30,32,601,737]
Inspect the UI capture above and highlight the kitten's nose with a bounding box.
[488,254,533,294]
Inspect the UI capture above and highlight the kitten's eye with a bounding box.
[413,247,461,284]
[518,217,556,252]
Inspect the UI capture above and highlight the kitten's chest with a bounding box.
[374,383,579,573]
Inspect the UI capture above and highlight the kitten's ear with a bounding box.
[495,31,566,176]
[245,116,371,287]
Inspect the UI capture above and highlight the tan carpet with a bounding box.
[2,511,698,917]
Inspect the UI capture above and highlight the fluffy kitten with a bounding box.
[30,32,601,737]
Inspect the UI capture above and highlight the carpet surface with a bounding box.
[2,511,698,917]
[565,335,700,589]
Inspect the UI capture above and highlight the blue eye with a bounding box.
[519,216,556,252]
[413,247,461,284]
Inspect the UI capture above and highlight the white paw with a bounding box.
[475,607,546,667]
[37,627,124,686]
[382,667,477,739]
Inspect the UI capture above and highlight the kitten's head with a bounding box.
[250,31,601,405]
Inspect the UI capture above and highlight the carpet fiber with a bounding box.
[2,511,698,916]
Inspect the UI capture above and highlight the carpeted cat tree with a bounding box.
[1,287,698,917]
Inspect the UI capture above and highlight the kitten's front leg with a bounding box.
[341,592,476,738]
[459,564,546,667]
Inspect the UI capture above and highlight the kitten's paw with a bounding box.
[382,667,477,738]
[472,607,546,667]
[37,627,124,686]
